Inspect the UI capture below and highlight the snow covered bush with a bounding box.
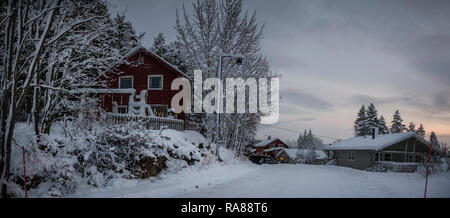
[8,118,213,197]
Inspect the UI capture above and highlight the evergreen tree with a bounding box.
[366,103,379,132]
[408,122,416,132]
[390,109,406,133]
[305,129,314,148]
[297,130,307,149]
[151,33,168,57]
[112,13,139,55]
[354,105,368,136]
[378,115,389,134]
[297,129,323,149]
[150,33,188,73]
[430,132,441,150]
[416,124,425,137]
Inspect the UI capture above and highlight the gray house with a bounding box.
[323,131,443,170]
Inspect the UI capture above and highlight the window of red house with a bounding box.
[148,75,163,90]
[119,76,133,89]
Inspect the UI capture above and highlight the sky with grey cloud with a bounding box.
[110,0,450,145]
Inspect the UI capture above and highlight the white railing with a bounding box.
[105,113,184,131]
[369,161,443,173]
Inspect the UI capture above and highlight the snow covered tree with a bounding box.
[111,13,139,55]
[297,130,307,149]
[430,131,441,150]
[150,33,188,72]
[174,0,274,156]
[151,33,168,57]
[297,129,323,149]
[366,103,379,132]
[378,115,389,134]
[0,0,133,197]
[354,105,368,136]
[390,109,406,133]
[416,124,425,138]
[408,122,416,132]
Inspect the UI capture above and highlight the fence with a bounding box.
[369,161,443,173]
[104,113,184,131]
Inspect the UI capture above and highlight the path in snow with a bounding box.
[70,163,450,198]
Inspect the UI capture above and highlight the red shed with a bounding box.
[252,137,289,159]
[98,46,191,122]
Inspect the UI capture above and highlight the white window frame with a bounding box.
[347,151,355,161]
[148,75,163,90]
[119,76,133,89]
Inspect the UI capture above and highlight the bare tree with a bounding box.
[0,0,106,197]
[175,0,275,156]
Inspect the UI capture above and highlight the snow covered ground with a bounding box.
[68,162,450,198]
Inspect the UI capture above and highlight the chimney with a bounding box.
[372,127,379,139]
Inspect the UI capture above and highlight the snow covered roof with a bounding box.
[263,147,284,152]
[71,88,136,94]
[254,138,279,147]
[120,46,192,80]
[279,148,328,160]
[323,132,438,152]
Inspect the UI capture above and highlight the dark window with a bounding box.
[119,77,133,89]
[117,106,127,114]
[408,154,414,162]
[347,151,355,161]
[138,55,145,65]
[384,153,392,161]
[148,76,163,89]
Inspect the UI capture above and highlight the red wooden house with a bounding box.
[98,46,191,122]
[252,137,289,159]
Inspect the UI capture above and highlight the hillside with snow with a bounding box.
[9,121,218,197]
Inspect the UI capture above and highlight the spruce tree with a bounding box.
[416,124,425,137]
[354,105,368,136]
[366,103,379,132]
[430,131,441,149]
[150,33,188,72]
[297,131,305,148]
[408,122,416,132]
[378,115,389,134]
[151,33,168,57]
[390,109,406,133]
[112,13,138,55]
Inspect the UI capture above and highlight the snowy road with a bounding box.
[70,163,450,198]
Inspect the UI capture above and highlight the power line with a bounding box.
[259,124,340,140]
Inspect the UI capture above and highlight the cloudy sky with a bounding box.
[110,0,450,145]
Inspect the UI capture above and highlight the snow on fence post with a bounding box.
[105,113,184,131]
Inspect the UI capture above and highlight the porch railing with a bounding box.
[104,113,184,131]
[369,161,443,173]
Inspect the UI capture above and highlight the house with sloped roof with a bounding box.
[251,136,289,160]
[276,148,328,164]
[323,130,444,170]
[98,46,191,121]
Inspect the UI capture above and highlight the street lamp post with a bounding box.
[216,50,244,161]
